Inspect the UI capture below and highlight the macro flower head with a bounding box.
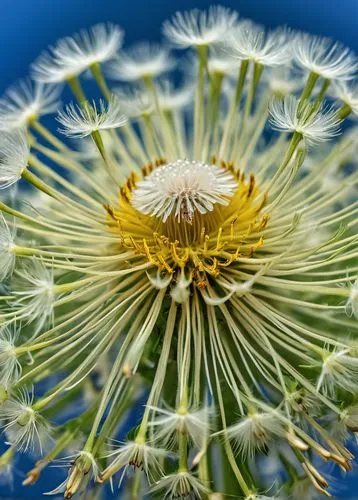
[31,23,123,84]
[163,6,239,48]
[107,43,175,82]
[0,80,62,131]
[0,6,357,500]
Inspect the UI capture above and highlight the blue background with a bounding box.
[0,0,357,498]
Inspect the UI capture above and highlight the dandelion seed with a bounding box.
[330,80,358,116]
[148,405,213,448]
[226,411,284,459]
[0,326,21,388]
[151,471,209,499]
[0,130,30,189]
[269,95,340,144]
[224,22,292,67]
[12,258,55,333]
[293,33,357,80]
[56,95,127,138]
[107,43,175,82]
[163,6,238,48]
[32,23,123,83]
[0,80,62,130]
[45,451,100,498]
[316,348,358,396]
[0,215,16,281]
[101,441,167,483]
[345,278,358,318]
[0,389,51,453]
[156,80,194,112]
[114,86,154,119]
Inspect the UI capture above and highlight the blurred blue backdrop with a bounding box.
[0,0,357,498]
[0,0,358,93]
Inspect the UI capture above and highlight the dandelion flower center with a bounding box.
[106,158,267,280]
[131,159,237,223]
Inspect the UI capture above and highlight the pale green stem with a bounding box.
[338,103,353,120]
[67,76,87,104]
[219,59,249,158]
[298,71,319,107]
[194,45,208,159]
[31,120,69,152]
[90,62,112,100]
[263,131,302,194]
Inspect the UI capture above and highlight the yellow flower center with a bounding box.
[105,158,268,284]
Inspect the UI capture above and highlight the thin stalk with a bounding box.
[219,59,249,158]
[67,76,88,104]
[194,45,208,158]
[90,62,112,100]
[31,121,70,152]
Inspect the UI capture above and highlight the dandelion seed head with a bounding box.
[107,43,175,81]
[151,470,210,499]
[269,95,341,144]
[101,441,167,483]
[0,80,62,130]
[316,348,358,396]
[346,278,358,318]
[331,80,358,116]
[227,411,283,459]
[293,33,357,80]
[223,23,292,66]
[131,159,237,223]
[12,258,55,333]
[163,6,239,48]
[0,326,21,389]
[0,215,16,281]
[0,389,51,453]
[0,8,357,498]
[32,23,123,83]
[0,130,30,189]
[56,95,127,138]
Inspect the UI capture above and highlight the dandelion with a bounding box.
[0,448,15,489]
[162,6,238,48]
[0,80,62,130]
[107,43,175,82]
[223,23,292,67]
[11,258,56,333]
[101,440,167,483]
[226,411,284,459]
[156,80,193,112]
[330,80,358,116]
[0,326,21,388]
[56,96,127,138]
[294,33,357,80]
[0,389,52,453]
[0,130,30,189]
[269,95,340,144]
[131,159,238,222]
[148,405,213,448]
[345,278,358,318]
[0,215,16,281]
[0,8,358,500]
[316,348,358,396]
[31,23,123,83]
[115,86,154,119]
[151,471,210,499]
